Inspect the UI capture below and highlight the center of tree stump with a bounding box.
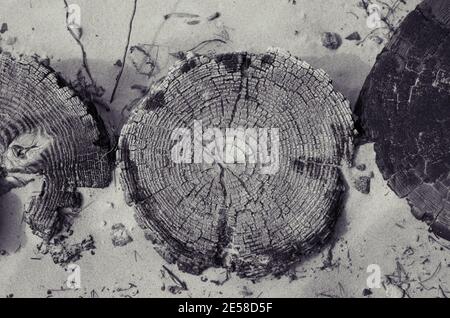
[119,48,354,278]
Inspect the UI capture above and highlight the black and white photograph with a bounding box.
[0,0,449,304]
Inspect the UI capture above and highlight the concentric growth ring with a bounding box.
[0,52,112,238]
[119,48,353,277]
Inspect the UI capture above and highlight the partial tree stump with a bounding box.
[0,52,112,239]
[119,48,354,277]
[356,0,450,239]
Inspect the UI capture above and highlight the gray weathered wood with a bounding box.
[356,0,450,239]
[0,52,112,239]
[119,48,354,277]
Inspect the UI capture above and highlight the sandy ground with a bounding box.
[2,0,450,298]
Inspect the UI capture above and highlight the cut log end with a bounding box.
[420,0,450,27]
[0,52,113,239]
[119,48,354,278]
[356,0,450,240]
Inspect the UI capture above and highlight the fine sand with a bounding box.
[2,0,449,298]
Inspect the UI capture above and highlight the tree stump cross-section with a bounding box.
[119,48,354,278]
[356,0,450,240]
[0,52,112,239]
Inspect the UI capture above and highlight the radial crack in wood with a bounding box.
[119,48,354,278]
[355,0,450,240]
[0,52,113,239]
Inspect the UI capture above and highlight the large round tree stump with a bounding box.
[0,52,112,238]
[119,48,354,277]
[356,0,450,239]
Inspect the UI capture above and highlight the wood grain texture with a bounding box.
[0,52,112,239]
[355,0,450,239]
[119,48,354,278]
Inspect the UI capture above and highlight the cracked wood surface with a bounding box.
[0,52,113,239]
[356,0,450,240]
[118,48,354,278]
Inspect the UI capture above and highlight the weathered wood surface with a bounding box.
[0,52,112,239]
[119,48,354,278]
[356,0,450,239]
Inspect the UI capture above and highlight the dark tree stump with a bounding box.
[356,0,450,239]
[0,52,112,239]
[119,48,354,277]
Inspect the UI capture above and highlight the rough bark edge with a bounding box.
[0,51,114,240]
[354,1,450,239]
[118,48,354,278]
